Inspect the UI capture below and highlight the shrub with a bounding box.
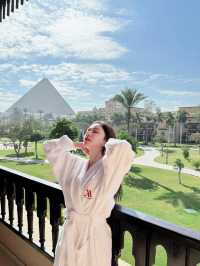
[182,147,190,160]
[192,160,200,170]
[117,130,138,152]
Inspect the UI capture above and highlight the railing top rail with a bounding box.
[115,204,200,243]
[0,165,61,190]
[1,166,200,246]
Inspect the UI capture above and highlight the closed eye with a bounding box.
[87,128,99,133]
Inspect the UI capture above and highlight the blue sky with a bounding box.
[0,0,199,113]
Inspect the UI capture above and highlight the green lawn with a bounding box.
[153,142,198,149]
[155,147,200,169]
[120,165,200,265]
[0,144,200,265]
[0,142,46,160]
[135,147,144,157]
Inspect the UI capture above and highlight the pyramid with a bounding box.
[5,78,75,117]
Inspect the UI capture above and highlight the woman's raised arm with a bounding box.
[43,135,81,185]
[102,138,135,196]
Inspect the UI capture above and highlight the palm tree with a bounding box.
[177,110,187,144]
[155,108,164,129]
[30,132,44,159]
[166,112,175,143]
[134,111,143,141]
[113,88,146,135]
[111,112,126,127]
[174,158,184,184]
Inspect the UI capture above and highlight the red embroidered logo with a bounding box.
[82,188,93,199]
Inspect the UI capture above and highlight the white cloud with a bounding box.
[158,89,200,97]
[0,60,199,112]
[0,0,128,60]
[1,62,132,84]
[19,79,39,88]
[0,89,22,112]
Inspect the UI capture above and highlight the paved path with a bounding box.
[134,147,200,177]
[1,147,200,178]
[0,156,45,164]
[0,143,32,150]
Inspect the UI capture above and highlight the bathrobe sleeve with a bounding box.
[43,135,80,185]
[102,138,136,196]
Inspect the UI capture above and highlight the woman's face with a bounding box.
[83,123,106,151]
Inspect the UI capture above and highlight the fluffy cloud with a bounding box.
[0,0,128,60]
[158,89,200,97]
[0,89,21,112]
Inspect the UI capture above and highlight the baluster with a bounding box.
[11,0,14,12]
[15,183,24,233]
[37,193,47,250]
[133,230,148,266]
[147,233,156,266]
[25,189,35,241]
[20,0,23,5]
[49,198,62,255]
[187,248,200,266]
[0,4,2,22]
[6,0,10,16]
[0,176,7,220]
[107,215,123,266]
[7,180,15,226]
[2,0,6,19]
[167,241,186,266]
[16,0,19,9]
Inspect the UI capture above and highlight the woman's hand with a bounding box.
[74,142,89,155]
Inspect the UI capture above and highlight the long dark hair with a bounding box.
[90,120,123,202]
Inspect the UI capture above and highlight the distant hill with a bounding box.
[5,78,75,118]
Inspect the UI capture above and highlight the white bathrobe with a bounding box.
[43,135,135,266]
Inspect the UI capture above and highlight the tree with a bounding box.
[182,147,190,160]
[154,132,167,156]
[21,120,33,155]
[30,132,44,159]
[8,123,23,157]
[113,88,146,135]
[166,112,175,144]
[133,111,143,141]
[177,110,187,144]
[192,160,200,171]
[49,118,79,140]
[73,112,106,134]
[174,159,184,184]
[155,107,164,125]
[117,130,138,152]
[164,147,169,164]
[190,133,200,154]
[111,112,126,127]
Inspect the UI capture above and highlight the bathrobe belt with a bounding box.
[64,209,107,250]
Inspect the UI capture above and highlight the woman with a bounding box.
[43,121,135,266]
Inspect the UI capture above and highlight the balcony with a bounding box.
[0,165,200,266]
[0,0,29,23]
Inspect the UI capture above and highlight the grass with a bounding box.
[153,142,198,149]
[120,165,200,265]
[155,146,200,169]
[1,143,200,265]
[135,147,144,157]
